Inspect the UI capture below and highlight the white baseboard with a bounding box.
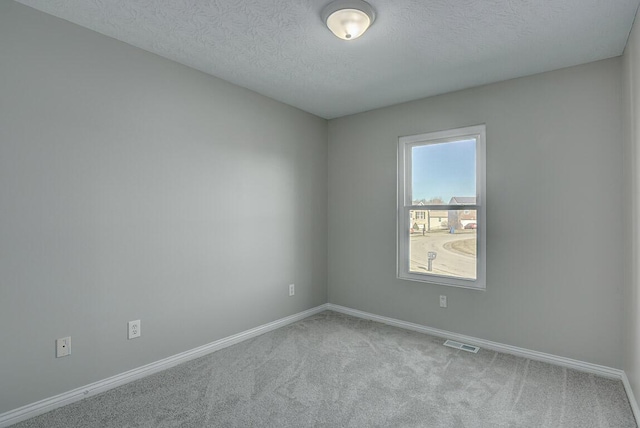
[326,304,622,378]
[0,304,329,428]
[4,303,639,427]
[326,303,640,423]
[622,372,640,425]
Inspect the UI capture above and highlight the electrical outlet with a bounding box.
[439,295,447,308]
[128,320,141,339]
[56,337,71,358]
[289,284,295,296]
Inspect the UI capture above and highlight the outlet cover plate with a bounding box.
[439,295,447,308]
[128,320,141,339]
[289,284,295,296]
[56,337,71,358]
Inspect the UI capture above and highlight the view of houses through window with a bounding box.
[409,203,477,280]
[406,138,479,282]
[398,124,485,289]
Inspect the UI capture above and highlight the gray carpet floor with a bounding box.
[11,311,637,427]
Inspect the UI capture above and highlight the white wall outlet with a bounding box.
[128,320,141,339]
[56,336,71,358]
[439,295,447,308]
[289,284,295,296]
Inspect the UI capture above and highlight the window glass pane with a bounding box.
[411,139,476,205]
[409,209,477,280]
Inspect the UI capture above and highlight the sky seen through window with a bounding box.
[411,139,476,203]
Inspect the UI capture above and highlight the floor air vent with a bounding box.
[443,339,480,353]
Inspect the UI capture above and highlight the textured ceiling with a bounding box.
[15,0,640,119]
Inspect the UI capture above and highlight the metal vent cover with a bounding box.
[443,339,480,353]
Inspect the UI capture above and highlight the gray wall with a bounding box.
[623,4,640,409]
[0,2,327,413]
[328,58,625,368]
[0,0,632,417]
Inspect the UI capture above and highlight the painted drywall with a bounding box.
[0,1,327,413]
[623,4,640,411]
[328,58,625,368]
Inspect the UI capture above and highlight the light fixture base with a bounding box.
[321,0,376,41]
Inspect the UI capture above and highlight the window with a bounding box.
[397,125,486,289]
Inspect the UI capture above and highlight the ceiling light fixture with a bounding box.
[321,0,376,41]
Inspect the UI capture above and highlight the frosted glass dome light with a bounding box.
[321,0,376,41]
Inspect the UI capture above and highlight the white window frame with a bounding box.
[397,124,486,290]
